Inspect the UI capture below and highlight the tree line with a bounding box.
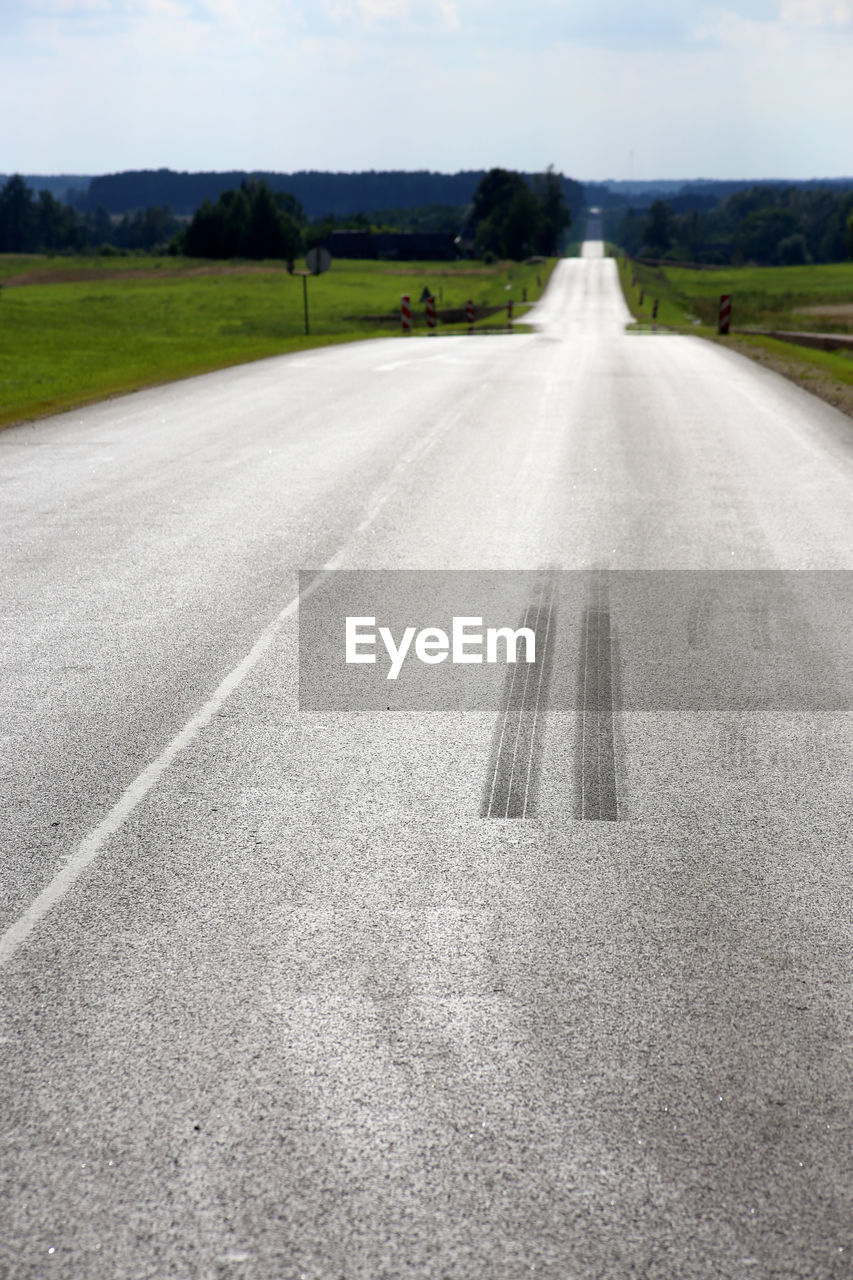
[610,185,853,265]
[176,168,571,261]
[176,181,304,259]
[77,167,586,222]
[6,169,853,266]
[466,167,571,259]
[0,175,182,254]
[0,168,571,262]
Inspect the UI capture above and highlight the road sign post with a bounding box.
[425,296,436,330]
[401,295,412,333]
[296,248,332,336]
[466,300,474,333]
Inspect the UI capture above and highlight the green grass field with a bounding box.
[658,262,853,330]
[0,254,556,429]
[616,257,853,335]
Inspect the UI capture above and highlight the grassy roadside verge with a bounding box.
[614,255,853,419]
[0,254,556,430]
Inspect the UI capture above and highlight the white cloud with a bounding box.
[320,0,459,28]
[26,0,112,11]
[692,0,853,46]
[780,0,853,25]
[694,7,791,46]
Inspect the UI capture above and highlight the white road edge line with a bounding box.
[0,399,459,970]
[0,589,303,969]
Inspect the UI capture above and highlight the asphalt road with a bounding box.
[1,246,852,1280]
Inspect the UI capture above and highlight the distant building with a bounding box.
[323,230,458,261]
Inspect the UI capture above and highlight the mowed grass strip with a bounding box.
[0,255,556,429]
[614,254,853,418]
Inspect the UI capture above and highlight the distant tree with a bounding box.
[614,207,645,257]
[34,190,65,249]
[530,165,571,255]
[304,214,339,251]
[722,185,779,223]
[89,204,115,246]
[682,209,701,259]
[847,209,853,260]
[357,204,467,235]
[221,188,250,256]
[184,198,226,257]
[183,190,246,257]
[114,205,181,252]
[274,190,305,223]
[471,168,542,260]
[240,182,302,259]
[0,175,35,252]
[182,180,303,259]
[736,207,801,263]
[640,200,675,257]
[605,180,853,266]
[472,216,499,259]
[0,176,89,252]
[471,168,525,227]
[503,184,542,258]
[776,233,811,266]
[815,193,853,261]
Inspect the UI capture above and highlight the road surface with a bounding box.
[1,245,852,1279]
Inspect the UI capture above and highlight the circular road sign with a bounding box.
[305,247,332,276]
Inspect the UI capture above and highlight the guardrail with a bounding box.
[746,330,853,352]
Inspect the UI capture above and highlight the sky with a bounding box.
[1,0,852,181]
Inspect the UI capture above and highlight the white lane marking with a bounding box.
[0,596,299,967]
[0,405,456,969]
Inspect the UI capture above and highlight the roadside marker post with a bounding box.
[401,294,412,333]
[466,299,474,333]
[718,294,732,335]
[425,296,436,330]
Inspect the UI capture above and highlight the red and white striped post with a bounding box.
[466,299,474,333]
[425,295,436,330]
[507,298,513,331]
[401,294,412,333]
[718,294,732,335]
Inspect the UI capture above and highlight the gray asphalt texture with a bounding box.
[1,244,852,1279]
